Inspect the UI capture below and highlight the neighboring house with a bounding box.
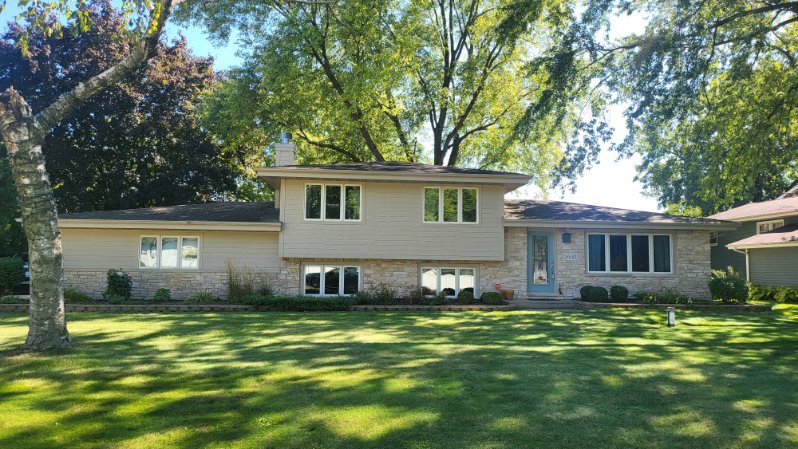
[58,140,737,300]
[708,184,798,288]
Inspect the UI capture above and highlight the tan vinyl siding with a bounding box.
[748,247,798,287]
[279,179,505,260]
[61,228,280,271]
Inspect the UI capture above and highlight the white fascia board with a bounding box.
[59,219,282,232]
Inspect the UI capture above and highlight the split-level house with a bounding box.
[708,184,798,287]
[59,140,737,300]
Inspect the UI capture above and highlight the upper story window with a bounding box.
[139,236,199,269]
[305,183,361,221]
[423,187,478,223]
[756,219,784,234]
[587,233,672,274]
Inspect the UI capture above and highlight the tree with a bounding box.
[546,1,798,213]
[0,153,25,257]
[182,0,586,184]
[0,3,238,213]
[0,0,175,351]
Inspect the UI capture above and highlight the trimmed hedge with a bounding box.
[242,294,355,311]
[353,284,396,305]
[610,285,629,302]
[480,291,505,305]
[455,290,475,304]
[580,286,609,302]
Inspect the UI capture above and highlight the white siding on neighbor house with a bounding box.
[278,179,506,261]
[748,247,798,287]
[61,228,281,272]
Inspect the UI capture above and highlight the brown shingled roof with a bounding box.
[727,223,798,249]
[707,197,798,221]
[59,202,279,223]
[504,199,728,225]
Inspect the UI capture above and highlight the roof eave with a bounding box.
[503,219,739,230]
[727,241,798,250]
[707,210,798,222]
[256,167,530,190]
[59,219,282,232]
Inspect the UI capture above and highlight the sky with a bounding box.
[0,3,661,212]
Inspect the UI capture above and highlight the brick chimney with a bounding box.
[274,132,296,166]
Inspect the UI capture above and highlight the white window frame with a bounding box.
[422,186,479,224]
[138,236,201,270]
[420,266,478,297]
[586,233,673,274]
[302,264,361,296]
[710,231,719,246]
[756,219,784,234]
[304,183,362,222]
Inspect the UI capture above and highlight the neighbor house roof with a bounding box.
[707,196,798,221]
[59,202,281,232]
[504,199,738,230]
[727,223,798,249]
[256,162,530,192]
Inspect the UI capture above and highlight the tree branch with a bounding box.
[33,0,174,134]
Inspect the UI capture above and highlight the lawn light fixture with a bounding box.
[667,307,676,327]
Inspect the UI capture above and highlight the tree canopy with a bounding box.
[0,1,244,213]
[547,0,798,213]
[179,0,597,189]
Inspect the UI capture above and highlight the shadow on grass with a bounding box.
[0,308,796,448]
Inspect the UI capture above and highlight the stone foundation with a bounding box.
[64,269,280,300]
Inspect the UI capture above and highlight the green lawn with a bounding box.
[1,308,796,449]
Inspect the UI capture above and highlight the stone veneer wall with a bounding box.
[553,228,712,299]
[64,227,711,300]
[64,270,281,300]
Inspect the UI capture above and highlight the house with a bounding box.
[58,140,737,300]
[707,184,798,288]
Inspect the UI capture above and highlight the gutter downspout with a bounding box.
[731,247,750,282]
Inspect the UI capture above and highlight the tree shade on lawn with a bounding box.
[0,308,796,449]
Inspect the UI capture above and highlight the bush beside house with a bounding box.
[0,257,24,295]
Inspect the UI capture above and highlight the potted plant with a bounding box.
[495,283,514,301]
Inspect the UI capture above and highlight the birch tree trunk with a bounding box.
[0,91,69,350]
[0,0,173,351]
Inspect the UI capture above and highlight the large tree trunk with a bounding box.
[0,0,173,351]
[0,91,70,350]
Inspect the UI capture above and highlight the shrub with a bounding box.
[480,291,505,305]
[580,286,608,302]
[257,284,273,297]
[708,267,748,303]
[353,283,396,305]
[749,285,798,304]
[403,287,429,305]
[105,294,128,304]
[632,290,708,305]
[152,288,172,302]
[227,260,255,302]
[0,295,27,304]
[0,257,24,295]
[633,291,657,305]
[243,295,354,311]
[609,285,629,302]
[455,290,475,304]
[104,269,132,301]
[431,291,447,305]
[64,288,93,303]
[186,291,218,304]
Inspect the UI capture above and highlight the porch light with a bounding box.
[666,307,676,327]
[562,232,571,243]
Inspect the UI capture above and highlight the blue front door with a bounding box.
[528,232,555,293]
